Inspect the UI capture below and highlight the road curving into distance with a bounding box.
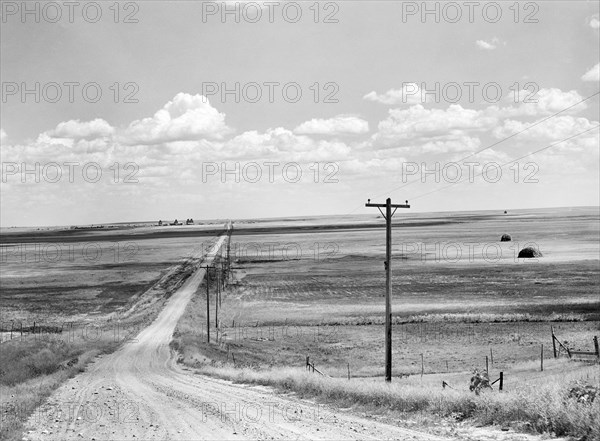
[23,232,451,441]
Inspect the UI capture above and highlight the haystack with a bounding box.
[518,246,542,258]
[500,234,512,242]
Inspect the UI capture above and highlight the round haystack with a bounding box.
[518,246,542,258]
[500,234,512,242]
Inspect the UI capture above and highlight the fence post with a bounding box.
[499,372,503,391]
[306,356,309,371]
[347,363,350,380]
[486,356,489,374]
[540,344,544,372]
[594,336,599,358]
[490,347,493,365]
[551,326,557,358]
[421,354,424,378]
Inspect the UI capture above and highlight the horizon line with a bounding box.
[1,204,598,230]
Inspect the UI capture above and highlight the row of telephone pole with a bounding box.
[203,226,233,343]
[201,206,411,384]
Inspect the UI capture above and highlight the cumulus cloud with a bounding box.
[369,104,497,152]
[48,118,115,140]
[589,15,599,29]
[420,136,481,153]
[492,115,599,142]
[363,83,425,105]
[375,104,496,141]
[120,93,230,145]
[293,116,369,135]
[223,127,352,162]
[475,37,505,50]
[582,63,600,82]
[496,88,587,117]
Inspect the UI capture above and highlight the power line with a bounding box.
[409,125,600,202]
[374,91,600,199]
[347,90,599,214]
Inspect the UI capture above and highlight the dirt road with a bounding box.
[23,235,450,441]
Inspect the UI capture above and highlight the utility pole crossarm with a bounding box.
[365,203,410,208]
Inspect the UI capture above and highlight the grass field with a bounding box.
[2,208,598,440]
[172,207,600,439]
[0,224,224,441]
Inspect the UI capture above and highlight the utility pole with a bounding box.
[227,226,232,282]
[215,268,219,329]
[365,197,410,382]
[202,265,213,343]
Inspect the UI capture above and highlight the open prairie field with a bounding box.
[0,223,226,440]
[172,207,600,438]
[0,223,226,324]
[206,208,599,367]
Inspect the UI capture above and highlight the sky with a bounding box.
[1,1,599,226]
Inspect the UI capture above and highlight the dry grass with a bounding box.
[192,360,600,439]
[173,278,600,439]
[172,249,600,440]
[0,251,204,441]
[0,333,120,440]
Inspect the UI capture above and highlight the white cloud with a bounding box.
[293,116,369,135]
[375,104,496,141]
[369,104,497,152]
[48,118,114,140]
[420,136,481,153]
[363,83,425,105]
[492,115,599,144]
[495,88,586,117]
[476,40,496,50]
[3,85,597,227]
[589,15,599,29]
[582,63,600,82]
[222,127,352,162]
[475,37,505,51]
[120,93,230,145]
[367,88,588,152]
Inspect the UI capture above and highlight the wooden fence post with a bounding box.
[486,356,489,374]
[499,372,503,391]
[551,326,557,358]
[594,336,599,358]
[540,344,544,372]
[490,348,493,365]
[347,363,350,380]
